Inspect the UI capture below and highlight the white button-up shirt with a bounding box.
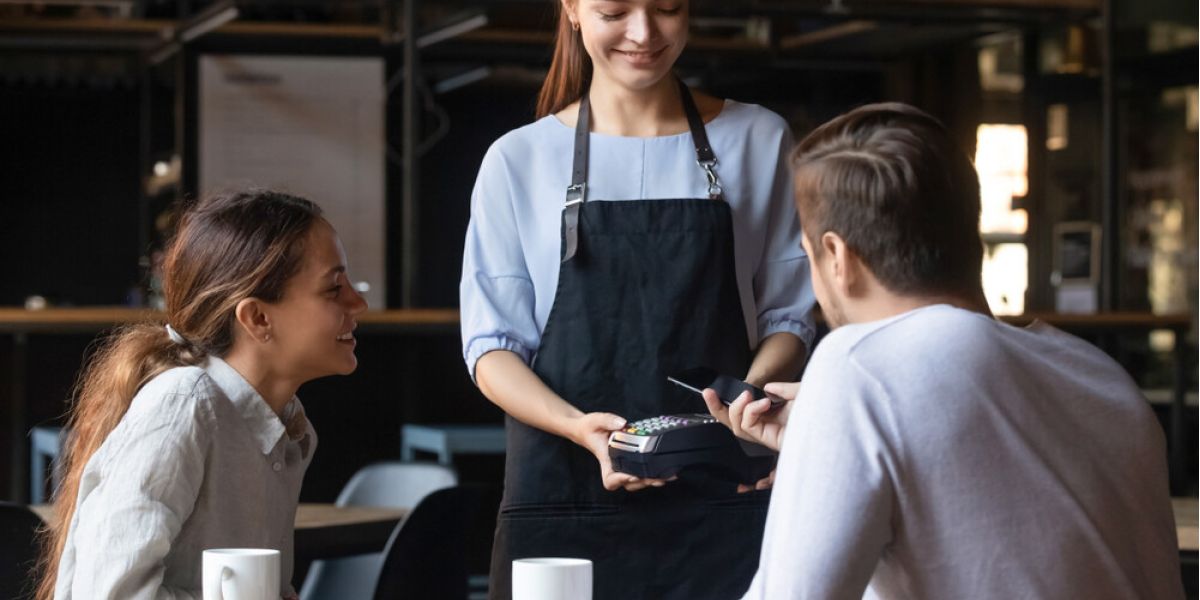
[55,356,316,599]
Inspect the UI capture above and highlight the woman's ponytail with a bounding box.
[34,323,204,600]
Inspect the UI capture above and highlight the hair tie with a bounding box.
[165,324,189,346]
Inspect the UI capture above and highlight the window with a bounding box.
[975,124,1029,315]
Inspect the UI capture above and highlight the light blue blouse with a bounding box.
[460,100,816,378]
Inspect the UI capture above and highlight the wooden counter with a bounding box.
[0,307,460,334]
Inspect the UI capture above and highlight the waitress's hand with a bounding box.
[569,412,673,492]
[702,381,798,452]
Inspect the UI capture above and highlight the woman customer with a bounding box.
[459,1,815,597]
[36,190,367,599]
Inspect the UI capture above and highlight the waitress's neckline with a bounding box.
[547,98,733,141]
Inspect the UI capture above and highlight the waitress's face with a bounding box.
[566,0,688,92]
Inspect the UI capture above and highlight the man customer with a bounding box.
[705,102,1183,599]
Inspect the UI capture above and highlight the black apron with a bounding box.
[490,81,770,600]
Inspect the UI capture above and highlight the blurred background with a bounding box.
[0,0,1195,509]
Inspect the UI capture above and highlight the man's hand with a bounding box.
[569,412,674,492]
[702,381,798,452]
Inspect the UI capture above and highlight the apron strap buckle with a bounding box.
[562,183,586,263]
[697,159,723,200]
[565,182,587,206]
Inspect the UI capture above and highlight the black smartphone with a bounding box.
[667,367,784,407]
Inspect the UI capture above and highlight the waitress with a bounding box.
[460,0,815,597]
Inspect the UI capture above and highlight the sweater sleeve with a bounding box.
[742,346,898,599]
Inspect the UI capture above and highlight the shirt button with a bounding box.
[272,462,282,472]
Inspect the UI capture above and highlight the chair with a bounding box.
[373,485,493,600]
[400,424,505,466]
[300,462,458,600]
[0,502,44,600]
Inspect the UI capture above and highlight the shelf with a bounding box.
[0,307,459,334]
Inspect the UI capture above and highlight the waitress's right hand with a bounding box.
[569,412,672,492]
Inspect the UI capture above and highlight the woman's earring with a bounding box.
[263,333,271,343]
[570,20,579,32]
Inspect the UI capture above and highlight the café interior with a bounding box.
[0,0,1196,598]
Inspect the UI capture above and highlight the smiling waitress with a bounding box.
[460,1,815,598]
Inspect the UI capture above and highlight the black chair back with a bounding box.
[373,485,494,600]
[0,502,45,600]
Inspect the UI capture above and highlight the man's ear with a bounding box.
[821,231,858,296]
[234,298,273,344]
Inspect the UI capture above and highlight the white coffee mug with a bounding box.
[512,557,593,600]
[202,548,280,600]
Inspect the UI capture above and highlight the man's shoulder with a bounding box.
[808,306,947,364]
[803,306,1006,403]
[810,304,1145,410]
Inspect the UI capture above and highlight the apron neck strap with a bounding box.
[561,93,590,263]
[568,90,591,206]
[561,77,723,263]
[677,78,723,200]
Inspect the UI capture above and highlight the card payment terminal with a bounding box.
[608,413,775,482]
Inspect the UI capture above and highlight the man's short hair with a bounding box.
[792,102,984,297]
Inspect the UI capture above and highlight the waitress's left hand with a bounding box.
[568,412,675,492]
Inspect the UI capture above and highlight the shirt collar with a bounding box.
[203,356,297,455]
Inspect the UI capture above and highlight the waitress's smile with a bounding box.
[613,45,669,66]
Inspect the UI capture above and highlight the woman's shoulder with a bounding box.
[140,364,209,396]
[126,365,219,425]
[714,99,791,138]
[484,116,566,163]
[83,365,217,472]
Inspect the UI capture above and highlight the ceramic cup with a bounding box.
[202,548,280,600]
[512,557,593,600]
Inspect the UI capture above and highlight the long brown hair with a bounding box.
[34,190,322,600]
[536,0,592,118]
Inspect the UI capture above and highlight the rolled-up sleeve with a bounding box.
[460,144,540,380]
[753,127,817,350]
[64,387,210,599]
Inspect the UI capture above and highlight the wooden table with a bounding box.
[31,503,407,560]
[293,503,407,561]
[1174,497,1198,554]
[1,308,458,502]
